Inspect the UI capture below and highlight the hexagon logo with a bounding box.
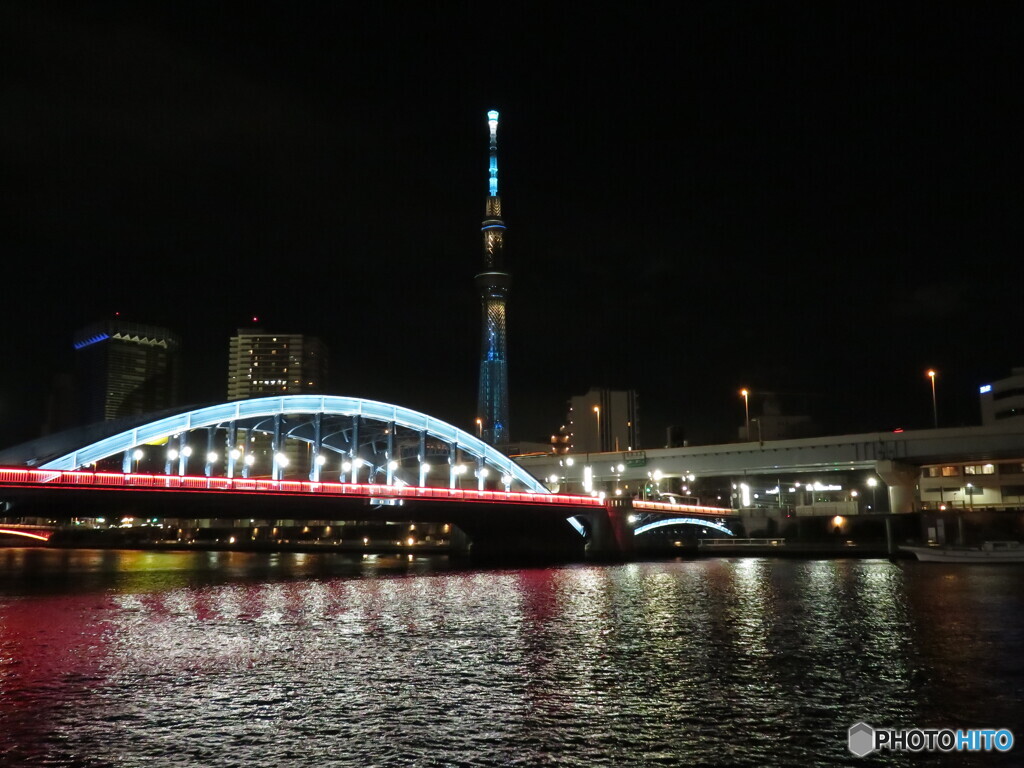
[848,722,876,757]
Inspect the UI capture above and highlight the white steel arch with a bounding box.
[39,396,550,494]
[633,518,735,536]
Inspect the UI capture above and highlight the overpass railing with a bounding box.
[632,499,737,516]
[0,467,603,509]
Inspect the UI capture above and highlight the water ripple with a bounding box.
[2,555,1023,765]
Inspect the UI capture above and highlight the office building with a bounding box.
[980,368,1024,425]
[566,388,639,453]
[73,319,181,423]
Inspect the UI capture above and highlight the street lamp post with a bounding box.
[740,389,750,440]
[867,476,878,512]
[593,405,601,452]
[475,418,483,439]
[927,370,938,428]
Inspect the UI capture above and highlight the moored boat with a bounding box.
[900,541,1024,563]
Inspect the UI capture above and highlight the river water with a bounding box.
[1,548,1022,766]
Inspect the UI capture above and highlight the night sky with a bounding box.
[3,2,1022,450]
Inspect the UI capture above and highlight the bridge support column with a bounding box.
[241,427,253,478]
[226,422,238,478]
[418,430,428,487]
[585,503,634,560]
[348,416,360,484]
[177,432,189,476]
[875,460,919,514]
[449,443,458,488]
[477,455,486,491]
[309,413,323,482]
[272,414,283,481]
[204,427,216,477]
[386,421,395,486]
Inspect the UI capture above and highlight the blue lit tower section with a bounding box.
[476,109,510,445]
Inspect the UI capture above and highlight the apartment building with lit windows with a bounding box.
[227,330,328,401]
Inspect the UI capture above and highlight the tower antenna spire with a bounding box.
[476,110,510,446]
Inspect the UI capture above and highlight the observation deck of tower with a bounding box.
[476,109,510,446]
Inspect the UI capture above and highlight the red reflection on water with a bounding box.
[0,591,115,761]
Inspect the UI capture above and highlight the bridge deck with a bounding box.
[0,468,603,509]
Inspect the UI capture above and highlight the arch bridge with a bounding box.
[0,396,739,556]
[31,396,547,492]
[0,397,618,557]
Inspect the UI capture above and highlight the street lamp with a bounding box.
[927,370,938,428]
[593,405,601,451]
[867,476,878,512]
[475,418,483,439]
[740,389,750,440]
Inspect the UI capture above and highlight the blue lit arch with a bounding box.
[39,395,550,493]
[633,518,735,537]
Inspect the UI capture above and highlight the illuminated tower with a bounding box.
[476,109,510,445]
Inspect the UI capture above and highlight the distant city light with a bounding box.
[980,384,992,394]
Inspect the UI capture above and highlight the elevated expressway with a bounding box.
[513,423,1024,513]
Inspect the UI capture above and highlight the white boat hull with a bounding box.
[901,543,1024,563]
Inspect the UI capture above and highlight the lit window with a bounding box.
[965,464,996,475]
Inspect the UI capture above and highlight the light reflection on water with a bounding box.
[1,550,1023,766]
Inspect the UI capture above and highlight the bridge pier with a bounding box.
[584,502,634,560]
[875,460,918,514]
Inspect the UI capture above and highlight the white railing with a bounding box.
[699,538,785,547]
[0,467,603,508]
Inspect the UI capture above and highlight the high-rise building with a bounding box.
[226,330,328,401]
[566,388,640,453]
[73,319,181,423]
[979,368,1024,425]
[476,109,511,446]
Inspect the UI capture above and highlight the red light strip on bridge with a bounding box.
[0,467,603,508]
[632,499,736,516]
[0,528,52,542]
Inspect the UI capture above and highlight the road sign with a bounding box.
[624,450,647,468]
